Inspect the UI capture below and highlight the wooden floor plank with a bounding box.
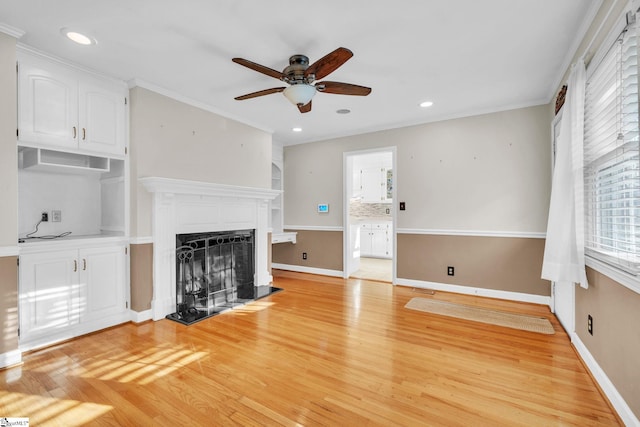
[0,271,623,426]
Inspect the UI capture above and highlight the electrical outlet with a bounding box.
[302,252,307,260]
[41,211,48,222]
[447,266,455,276]
[52,210,62,222]
[588,314,593,335]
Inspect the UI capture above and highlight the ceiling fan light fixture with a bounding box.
[283,84,316,106]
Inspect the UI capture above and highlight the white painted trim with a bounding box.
[129,79,274,135]
[0,246,19,257]
[546,0,604,102]
[284,225,344,232]
[572,333,640,427]
[586,256,640,295]
[130,236,153,245]
[0,349,22,369]
[0,23,25,38]
[396,278,551,306]
[271,263,343,278]
[140,177,280,200]
[396,228,546,239]
[130,309,153,323]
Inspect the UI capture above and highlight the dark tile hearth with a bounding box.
[166,287,283,325]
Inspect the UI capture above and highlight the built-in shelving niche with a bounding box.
[18,147,125,241]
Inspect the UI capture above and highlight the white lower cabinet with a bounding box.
[19,241,128,350]
[360,222,393,258]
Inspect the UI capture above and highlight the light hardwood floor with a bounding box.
[0,271,622,426]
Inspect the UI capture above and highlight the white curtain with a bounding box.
[541,59,588,289]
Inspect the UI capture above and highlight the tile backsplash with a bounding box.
[349,199,392,221]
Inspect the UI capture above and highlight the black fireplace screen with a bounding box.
[170,229,255,324]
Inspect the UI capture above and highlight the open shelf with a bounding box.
[20,147,110,174]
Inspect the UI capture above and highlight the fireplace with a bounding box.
[169,229,255,324]
[140,177,280,321]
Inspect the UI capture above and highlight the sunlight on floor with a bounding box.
[231,301,275,315]
[0,391,112,426]
[27,343,210,386]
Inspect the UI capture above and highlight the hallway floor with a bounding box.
[351,257,392,282]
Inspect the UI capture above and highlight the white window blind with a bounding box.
[584,18,640,273]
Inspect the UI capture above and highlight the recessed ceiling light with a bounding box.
[336,109,351,114]
[60,28,96,45]
[292,127,302,132]
[420,101,434,108]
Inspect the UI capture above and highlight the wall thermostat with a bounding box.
[317,203,329,213]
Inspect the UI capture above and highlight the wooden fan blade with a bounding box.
[305,47,353,80]
[316,81,371,96]
[298,101,312,113]
[235,87,286,100]
[232,58,286,80]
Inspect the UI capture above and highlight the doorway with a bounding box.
[343,148,396,283]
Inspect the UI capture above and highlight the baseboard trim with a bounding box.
[0,349,22,369]
[396,278,551,306]
[272,263,343,278]
[571,333,639,426]
[130,309,153,323]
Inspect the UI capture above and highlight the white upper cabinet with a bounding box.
[18,51,126,157]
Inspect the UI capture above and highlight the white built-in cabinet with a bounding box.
[18,241,128,350]
[354,152,393,203]
[18,51,126,157]
[360,222,393,258]
[16,49,129,351]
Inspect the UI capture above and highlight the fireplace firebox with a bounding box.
[168,229,257,325]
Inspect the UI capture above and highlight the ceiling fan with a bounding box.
[232,47,371,113]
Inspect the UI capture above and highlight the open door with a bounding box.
[343,148,396,283]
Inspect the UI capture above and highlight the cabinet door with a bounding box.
[78,79,126,156]
[18,59,78,149]
[360,223,373,256]
[79,245,126,322]
[371,225,388,257]
[19,251,79,341]
[361,167,384,203]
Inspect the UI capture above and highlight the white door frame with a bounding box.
[343,146,397,284]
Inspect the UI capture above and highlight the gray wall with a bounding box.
[275,105,552,298]
[283,105,551,232]
[0,32,19,358]
[128,86,273,311]
[129,87,272,239]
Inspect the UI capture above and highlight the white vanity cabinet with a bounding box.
[360,222,393,258]
[17,51,126,157]
[19,240,128,350]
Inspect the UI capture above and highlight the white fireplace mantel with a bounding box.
[141,177,280,320]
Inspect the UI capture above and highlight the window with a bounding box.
[584,16,640,273]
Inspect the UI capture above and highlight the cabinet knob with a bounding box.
[73,126,77,139]
[82,128,86,140]
[73,260,77,272]
[83,258,87,271]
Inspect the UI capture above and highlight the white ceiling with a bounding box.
[0,0,596,145]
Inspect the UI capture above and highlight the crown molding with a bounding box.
[0,23,25,39]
